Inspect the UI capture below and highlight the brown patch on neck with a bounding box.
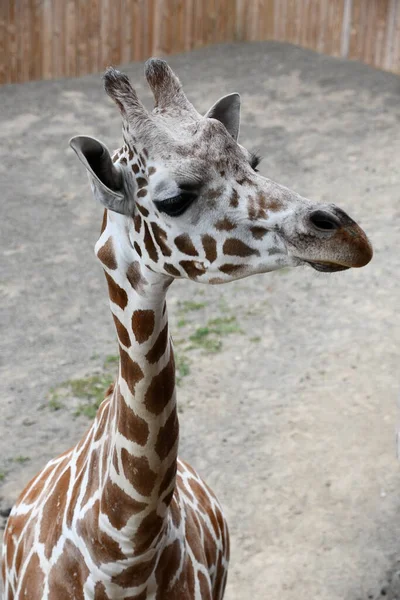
[119,347,144,394]
[111,554,157,588]
[100,209,108,234]
[145,323,169,364]
[155,410,179,461]
[202,234,217,263]
[223,238,259,257]
[126,261,148,294]
[131,309,155,343]
[134,510,164,554]
[104,272,128,309]
[143,221,159,262]
[77,500,126,566]
[112,314,131,348]
[174,233,198,256]
[117,387,149,445]
[102,480,147,530]
[120,450,157,497]
[98,237,118,269]
[144,354,175,414]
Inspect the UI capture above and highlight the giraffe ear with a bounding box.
[69,135,136,216]
[204,93,241,141]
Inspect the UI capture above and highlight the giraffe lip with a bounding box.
[304,260,350,273]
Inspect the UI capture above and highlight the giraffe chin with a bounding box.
[304,260,350,273]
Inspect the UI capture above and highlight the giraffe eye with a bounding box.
[154,191,197,217]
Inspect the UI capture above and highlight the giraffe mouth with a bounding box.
[304,260,350,273]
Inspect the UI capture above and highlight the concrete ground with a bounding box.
[1,41,400,599]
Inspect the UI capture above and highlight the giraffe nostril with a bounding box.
[309,210,341,232]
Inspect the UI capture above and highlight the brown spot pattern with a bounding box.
[164,263,181,277]
[230,189,239,207]
[159,461,177,499]
[174,233,198,256]
[137,203,149,216]
[155,410,179,461]
[145,324,168,364]
[202,234,217,263]
[94,581,109,599]
[250,226,268,239]
[47,540,89,600]
[19,553,45,599]
[132,163,140,174]
[77,500,125,565]
[39,468,71,559]
[144,357,175,414]
[134,214,142,233]
[112,554,156,588]
[155,539,181,589]
[119,347,144,394]
[134,241,142,257]
[180,260,206,279]
[148,166,156,175]
[100,209,107,234]
[117,388,149,446]
[126,261,148,293]
[104,272,128,309]
[223,238,259,257]
[215,217,236,231]
[112,314,131,348]
[134,510,164,554]
[198,571,213,599]
[143,221,158,262]
[136,177,147,189]
[219,263,248,275]
[151,222,171,257]
[121,449,157,496]
[131,309,155,343]
[102,481,147,530]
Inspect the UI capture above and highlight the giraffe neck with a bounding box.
[95,212,177,555]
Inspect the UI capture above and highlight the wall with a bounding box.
[1,0,400,85]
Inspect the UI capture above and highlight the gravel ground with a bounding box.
[1,41,400,599]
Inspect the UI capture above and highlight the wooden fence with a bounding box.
[1,0,400,85]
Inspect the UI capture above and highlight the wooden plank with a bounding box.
[373,0,390,68]
[391,0,400,73]
[88,0,101,73]
[65,0,77,78]
[0,0,8,83]
[41,0,53,80]
[100,0,111,69]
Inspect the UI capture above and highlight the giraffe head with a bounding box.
[70,59,372,284]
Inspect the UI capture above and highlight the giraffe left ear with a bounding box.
[204,93,241,141]
[70,135,136,216]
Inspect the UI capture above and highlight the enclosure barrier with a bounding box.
[1,0,400,85]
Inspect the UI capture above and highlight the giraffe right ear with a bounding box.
[69,136,136,216]
[204,93,241,141]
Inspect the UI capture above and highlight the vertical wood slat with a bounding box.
[2,0,400,85]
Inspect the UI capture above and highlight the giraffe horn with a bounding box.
[144,58,196,114]
[103,67,149,121]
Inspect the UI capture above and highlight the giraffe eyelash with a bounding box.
[250,152,263,172]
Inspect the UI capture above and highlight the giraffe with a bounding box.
[2,59,373,600]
